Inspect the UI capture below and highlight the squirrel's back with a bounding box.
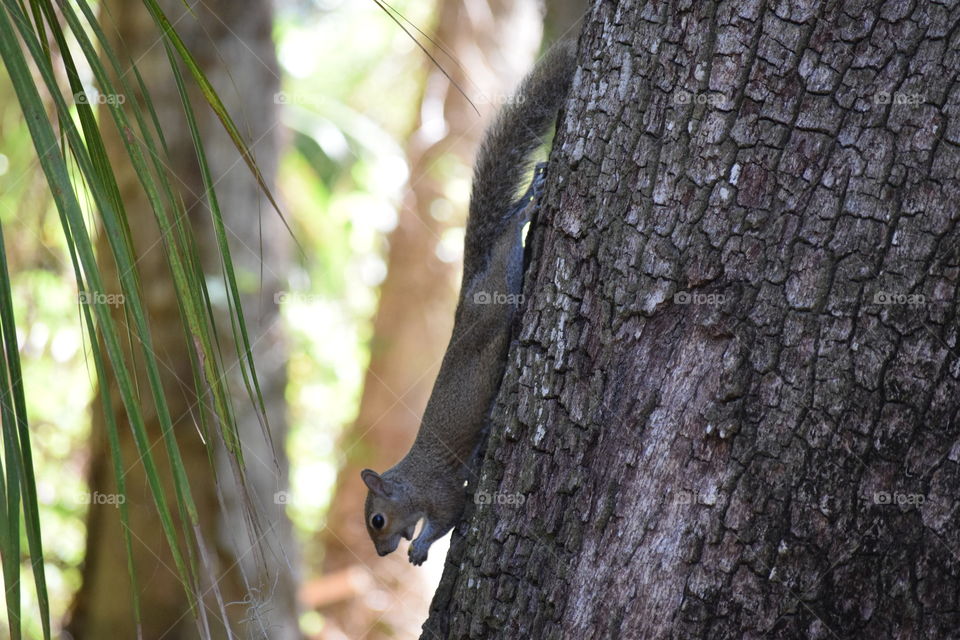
[463,41,577,280]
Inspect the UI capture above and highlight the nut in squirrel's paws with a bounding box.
[408,544,428,566]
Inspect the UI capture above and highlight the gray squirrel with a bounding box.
[361,42,577,565]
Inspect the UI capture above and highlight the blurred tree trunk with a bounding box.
[312,1,542,638]
[424,1,960,638]
[65,1,298,638]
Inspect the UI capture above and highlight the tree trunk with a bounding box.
[312,2,542,639]
[65,1,298,638]
[424,1,960,638]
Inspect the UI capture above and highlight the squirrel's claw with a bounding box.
[408,544,428,566]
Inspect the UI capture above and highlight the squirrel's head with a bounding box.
[361,469,419,557]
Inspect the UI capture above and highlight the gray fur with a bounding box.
[464,41,578,281]
[362,41,578,565]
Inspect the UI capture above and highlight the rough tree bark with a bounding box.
[424,1,960,638]
[65,1,298,638]
[314,2,541,638]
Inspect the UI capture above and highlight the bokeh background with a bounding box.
[0,0,585,637]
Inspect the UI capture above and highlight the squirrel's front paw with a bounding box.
[408,543,428,566]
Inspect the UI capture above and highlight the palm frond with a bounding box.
[0,0,286,636]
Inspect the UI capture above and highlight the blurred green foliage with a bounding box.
[272,0,431,569]
[0,0,435,635]
[0,60,88,635]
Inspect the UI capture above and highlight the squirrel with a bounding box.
[361,41,577,565]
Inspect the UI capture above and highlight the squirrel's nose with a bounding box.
[377,549,388,557]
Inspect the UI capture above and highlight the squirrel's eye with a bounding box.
[371,514,385,530]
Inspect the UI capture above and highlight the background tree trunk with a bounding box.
[312,2,542,638]
[425,1,960,638]
[65,1,298,638]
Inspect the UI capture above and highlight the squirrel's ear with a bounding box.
[361,468,392,497]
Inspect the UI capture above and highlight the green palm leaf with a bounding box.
[0,0,288,636]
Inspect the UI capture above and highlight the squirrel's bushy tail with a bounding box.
[464,41,577,274]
